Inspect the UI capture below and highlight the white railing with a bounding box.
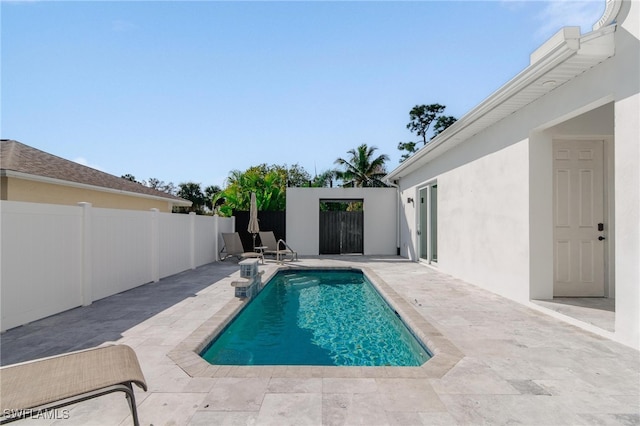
[0,201,234,332]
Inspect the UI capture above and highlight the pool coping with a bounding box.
[168,265,464,379]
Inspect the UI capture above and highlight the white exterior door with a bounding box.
[553,140,605,297]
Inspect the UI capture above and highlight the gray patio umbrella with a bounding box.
[248,192,260,250]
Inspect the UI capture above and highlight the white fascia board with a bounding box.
[1,170,193,207]
[530,27,581,65]
[579,25,617,57]
[385,25,615,183]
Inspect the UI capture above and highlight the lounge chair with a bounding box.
[220,232,264,264]
[258,231,298,262]
[0,344,147,425]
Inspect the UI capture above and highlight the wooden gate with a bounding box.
[319,211,363,254]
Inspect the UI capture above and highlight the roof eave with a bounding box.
[1,170,193,207]
[385,24,616,183]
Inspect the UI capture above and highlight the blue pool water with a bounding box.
[200,269,431,366]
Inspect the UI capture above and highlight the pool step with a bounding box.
[284,276,320,287]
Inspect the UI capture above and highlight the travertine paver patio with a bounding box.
[1,256,638,425]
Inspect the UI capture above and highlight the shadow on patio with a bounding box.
[531,297,615,332]
[0,262,240,366]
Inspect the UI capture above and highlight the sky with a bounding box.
[1,0,605,189]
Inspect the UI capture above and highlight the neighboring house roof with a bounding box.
[0,139,191,206]
[386,12,619,182]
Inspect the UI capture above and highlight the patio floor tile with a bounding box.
[1,257,637,425]
[257,393,323,426]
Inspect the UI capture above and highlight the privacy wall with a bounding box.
[286,188,397,256]
[0,201,234,332]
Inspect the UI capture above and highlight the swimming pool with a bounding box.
[200,269,431,366]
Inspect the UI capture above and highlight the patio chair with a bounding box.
[258,231,298,262]
[0,344,147,425]
[220,232,264,264]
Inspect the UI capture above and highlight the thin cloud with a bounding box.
[535,0,604,39]
[73,157,103,171]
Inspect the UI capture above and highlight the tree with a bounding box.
[334,144,389,188]
[312,169,339,188]
[396,141,418,163]
[204,185,221,211]
[286,164,312,187]
[406,104,445,145]
[143,178,176,195]
[176,182,206,214]
[122,175,177,194]
[213,164,311,216]
[433,115,457,137]
[398,104,456,162]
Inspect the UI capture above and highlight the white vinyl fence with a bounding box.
[0,201,234,332]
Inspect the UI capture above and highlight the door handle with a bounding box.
[598,236,606,241]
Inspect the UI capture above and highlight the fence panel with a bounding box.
[158,212,192,278]
[1,201,232,332]
[0,201,83,331]
[319,211,363,254]
[194,215,216,267]
[319,211,340,254]
[91,208,153,300]
[233,210,286,250]
[216,216,235,260]
[342,211,364,254]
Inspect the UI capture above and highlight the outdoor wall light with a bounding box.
[407,197,414,204]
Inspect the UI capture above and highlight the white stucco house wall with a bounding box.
[385,0,639,350]
[286,187,397,256]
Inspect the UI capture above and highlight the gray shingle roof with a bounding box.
[0,139,190,204]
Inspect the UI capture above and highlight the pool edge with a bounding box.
[169,265,463,379]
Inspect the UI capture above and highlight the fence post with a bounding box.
[150,208,160,282]
[78,202,93,306]
[189,212,196,269]
[212,215,219,262]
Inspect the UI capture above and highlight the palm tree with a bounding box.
[312,169,339,187]
[334,144,389,187]
[204,185,221,211]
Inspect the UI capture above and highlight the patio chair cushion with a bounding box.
[220,232,264,263]
[0,344,147,425]
[258,231,297,262]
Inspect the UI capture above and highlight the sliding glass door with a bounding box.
[419,183,437,263]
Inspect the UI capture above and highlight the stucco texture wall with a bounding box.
[611,0,639,349]
[286,187,397,256]
[395,0,639,349]
[437,141,531,301]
